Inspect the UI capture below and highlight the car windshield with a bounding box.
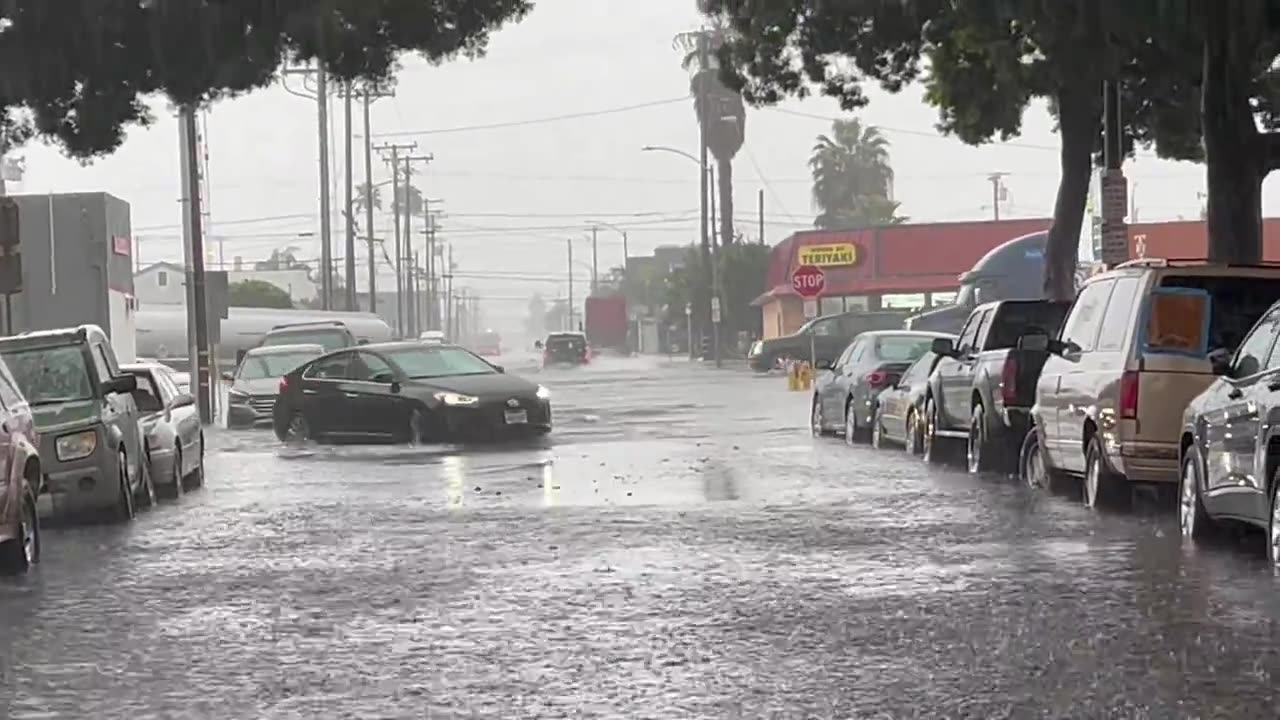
[548,336,585,350]
[1,344,95,405]
[874,336,934,362]
[238,351,321,380]
[383,346,497,378]
[265,330,349,351]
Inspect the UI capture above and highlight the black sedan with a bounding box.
[811,330,951,444]
[869,349,947,453]
[272,342,552,444]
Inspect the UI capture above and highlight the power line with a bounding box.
[372,97,688,138]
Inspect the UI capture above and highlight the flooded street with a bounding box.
[2,357,1279,718]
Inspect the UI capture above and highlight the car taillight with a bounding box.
[864,371,890,388]
[1119,370,1139,420]
[1000,354,1018,406]
[278,375,290,393]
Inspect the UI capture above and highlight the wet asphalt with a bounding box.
[3,353,1280,718]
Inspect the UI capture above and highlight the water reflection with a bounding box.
[443,454,465,509]
[542,461,558,507]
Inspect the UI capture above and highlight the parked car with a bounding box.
[0,356,43,575]
[272,342,552,444]
[538,332,590,367]
[419,330,447,345]
[811,330,950,443]
[235,320,363,366]
[869,347,949,454]
[749,309,912,372]
[922,299,1071,471]
[1021,259,1280,509]
[121,362,205,498]
[224,343,325,429]
[1177,299,1280,562]
[0,326,148,522]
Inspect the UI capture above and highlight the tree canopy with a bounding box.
[228,279,293,309]
[0,0,531,158]
[809,118,904,229]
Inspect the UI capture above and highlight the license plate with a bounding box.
[503,409,528,424]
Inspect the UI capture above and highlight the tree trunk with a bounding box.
[1202,2,1265,263]
[718,157,734,246]
[1043,85,1100,301]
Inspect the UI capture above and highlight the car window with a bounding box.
[874,336,934,363]
[900,352,937,385]
[238,351,323,380]
[808,318,838,336]
[266,329,350,352]
[129,372,164,413]
[350,352,395,381]
[987,302,1071,350]
[966,309,992,352]
[1,345,96,405]
[955,314,980,352]
[834,341,858,368]
[382,346,497,378]
[152,369,179,401]
[1157,274,1280,355]
[305,352,354,379]
[1061,280,1115,352]
[0,363,23,409]
[1233,307,1280,377]
[1096,277,1142,352]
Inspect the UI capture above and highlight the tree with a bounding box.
[675,9,746,249]
[809,118,906,229]
[354,182,383,214]
[391,183,425,217]
[0,1,532,159]
[254,247,307,271]
[229,279,293,309]
[704,0,1201,300]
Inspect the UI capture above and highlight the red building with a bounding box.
[755,217,1280,339]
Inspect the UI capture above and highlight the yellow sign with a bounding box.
[798,243,858,267]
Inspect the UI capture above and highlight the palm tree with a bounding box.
[354,181,382,214]
[674,12,745,248]
[809,118,905,229]
[391,183,424,217]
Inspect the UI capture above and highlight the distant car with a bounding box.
[121,362,205,498]
[224,343,325,429]
[474,331,502,356]
[272,342,552,444]
[539,332,590,367]
[0,355,43,575]
[0,325,149,522]
[419,330,447,345]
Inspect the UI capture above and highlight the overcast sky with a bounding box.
[13,0,1247,322]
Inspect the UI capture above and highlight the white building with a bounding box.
[134,261,319,307]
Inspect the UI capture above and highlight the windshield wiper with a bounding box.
[30,397,88,407]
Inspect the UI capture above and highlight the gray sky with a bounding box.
[14,0,1235,317]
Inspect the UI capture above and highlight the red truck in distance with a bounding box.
[584,295,628,355]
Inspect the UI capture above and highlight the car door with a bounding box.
[340,351,409,438]
[156,369,200,474]
[1202,307,1280,501]
[818,341,858,422]
[936,313,981,431]
[300,352,356,436]
[1053,279,1115,473]
[947,309,991,428]
[90,341,143,487]
[883,353,930,442]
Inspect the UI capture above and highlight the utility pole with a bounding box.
[590,225,599,294]
[341,81,356,310]
[316,65,332,308]
[373,141,416,335]
[356,82,393,313]
[444,244,454,338]
[758,188,765,244]
[180,105,212,424]
[566,239,575,331]
[988,172,1006,221]
[401,154,432,336]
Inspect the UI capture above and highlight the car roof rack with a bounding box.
[1115,257,1280,270]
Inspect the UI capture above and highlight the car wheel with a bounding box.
[190,435,205,488]
[1084,433,1127,510]
[967,402,999,475]
[1179,446,1213,543]
[283,412,312,444]
[870,405,884,449]
[163,449,185,500]
[0,491,38,575]
[810,395,824,437]
[1268,467,1280,566]
[136,455,157,509]
[905,409,922,456]
[922,397,945,465]
[110,450,135,523]
[844,398,869,445]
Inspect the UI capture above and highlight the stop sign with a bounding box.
[791,265,826,299]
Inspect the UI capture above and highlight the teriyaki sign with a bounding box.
[797,243,859,267]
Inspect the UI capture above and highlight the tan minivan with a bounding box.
[1023,259,1280,508]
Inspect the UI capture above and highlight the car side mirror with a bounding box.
[221,371,234,382]
[102,375,137,395]
[1017,332,1050,353]
[815,358,833,370]
[534,341,544,350]
[930,337,955,357]
[169,393,195,409]
[1209,348,1232,376]
[389,380,401,394]
[1056,340,1082,356]
[493,364,505,373]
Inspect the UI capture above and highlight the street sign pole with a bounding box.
[791,264,827,375]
